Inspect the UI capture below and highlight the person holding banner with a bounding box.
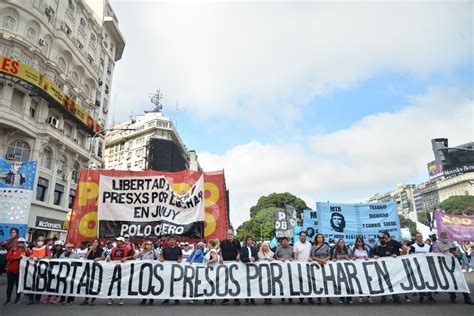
[240,236,258,305]
[373,235,402,304]
[160,236,183,306]
[136,240,157,306]
[106,237,134,305]
[58,243,80,305]
[293,231,314,305]
[433,232,474,305]
[201,239,220,305]
[220,229,241,305]
[352,237,374,304]
[332,239,353,304]
[27,236,51,305]
[408,233,437,304]
[311,233,332,305]
[80,239,105,306]
[258,242,274,305]
[274,237,294,304]
[4,237,29,305]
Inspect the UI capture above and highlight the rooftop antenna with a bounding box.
[149,89,164,113]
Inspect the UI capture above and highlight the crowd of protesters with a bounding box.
[1,227,474,306]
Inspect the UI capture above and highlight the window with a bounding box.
[127,163,131,170]
[36,177,49,201]
[53,183,64,205]
[26,28,37,42]
[11,89,25,113]
[0,43,12,57]
[7,140,30,162]
[71,71,79,85]
[127,152,132,160]
[89,33,97,51]
[98,141,103,158]
[136,148,143,157]
[2,16,16,31]
[68,188,76,208]
[57,155,67,175]
[64,122,72,137]
[120,143,124,151]
[30,100,38,119]
[57,57,66,72]
[41,147,53,169]
[78,18,86,35]
[134,160,139,167]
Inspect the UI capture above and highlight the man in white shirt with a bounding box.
[293,231,312,262]
[293,231,314,304]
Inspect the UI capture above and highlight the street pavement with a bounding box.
[0,272,473,316]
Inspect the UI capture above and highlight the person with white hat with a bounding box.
[4,237,30,305]
[180,242,193,260]
[106,237,134,305]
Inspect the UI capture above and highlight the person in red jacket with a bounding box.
[4,237,30,305]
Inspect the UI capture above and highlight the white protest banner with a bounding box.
[98,174,205,238]
[19,254,469,300]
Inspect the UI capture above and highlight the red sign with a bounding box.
[66,169,228,245]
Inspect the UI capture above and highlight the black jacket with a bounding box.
[240,245,258,263]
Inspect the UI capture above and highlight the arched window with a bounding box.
[71,162,80,182]
[2,16,16,31]
[41,147,53,169]
[41,41,48,56]
[57,155,67,175]
[71,71,79,85]
[7,140,30,162]
[26,28,37,42]
[83,84,90,98]
[57,57,66,72]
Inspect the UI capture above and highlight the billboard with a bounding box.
[66,169,228,245]
[0,159,37,241]
[427,160,444,180]
[0,55,100,134]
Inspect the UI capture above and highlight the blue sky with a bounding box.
[110,1,473,226]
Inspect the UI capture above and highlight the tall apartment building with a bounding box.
[0,0,125,240]
[368,184,417,222]
[104,109,201,172]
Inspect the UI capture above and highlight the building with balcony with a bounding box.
[368,184,417,222]
[104,109,201,172]
[0,0,125,240]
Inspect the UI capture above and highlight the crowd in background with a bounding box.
[1,227,474,306]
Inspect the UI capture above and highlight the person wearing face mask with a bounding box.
[433,232,474,305]
[27,236,51,305]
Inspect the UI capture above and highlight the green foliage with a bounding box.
[417,212,428,225]
[399,215,416,237]
[236,207,276,241]
[237,192,311,241]
[249,192,311,218]
[438,195,474,215]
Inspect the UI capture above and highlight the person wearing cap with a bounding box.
[4,237,30,305]
[106,237,134,305]
[188,242,206,264]
[181,242,193,260]
[160,236,182,305]
[124,234,137,252]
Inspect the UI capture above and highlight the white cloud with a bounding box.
[199,87,474,227]
[110,1,472,124]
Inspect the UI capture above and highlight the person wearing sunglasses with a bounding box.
[137,241,157,305]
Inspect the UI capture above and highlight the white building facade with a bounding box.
[104,111,201,172]
[0,0,125,241]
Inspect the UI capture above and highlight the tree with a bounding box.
[438,195,474,215]
[249,192,311,218]
[236,207,276,241]
[399,216,416,237]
